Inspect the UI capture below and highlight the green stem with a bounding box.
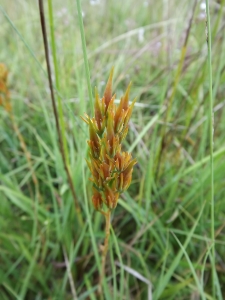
[99,210,111,294]
[38,0,83,226]
[205,0,215,297]
[76,0,94,115]
[48,0,69,165]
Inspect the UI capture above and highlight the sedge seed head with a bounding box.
[82,68,137,210]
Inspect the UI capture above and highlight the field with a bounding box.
[1,0,225,299]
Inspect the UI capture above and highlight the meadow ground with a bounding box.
[0,0,225,299]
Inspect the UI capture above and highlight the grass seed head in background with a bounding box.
[82,68,137,211]
[0,63,11,112]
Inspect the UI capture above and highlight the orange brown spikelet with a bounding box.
[87,120,101,158]
[0,63,11,112]
[82,68,137,211]
[94,88,103,130]
[92,188,103,211]
[103,67,114,110]
[104,186,119,210]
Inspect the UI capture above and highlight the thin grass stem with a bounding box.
[99,210,111,293]
[205,0,215,297]
[38,0,83,225]
[76,0,94,115]
[47,0,69,165]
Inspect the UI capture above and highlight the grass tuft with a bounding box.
[0,1,225,299]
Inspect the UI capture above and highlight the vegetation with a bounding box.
[0,0,225,299]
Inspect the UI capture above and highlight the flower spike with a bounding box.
[82,68,136,210]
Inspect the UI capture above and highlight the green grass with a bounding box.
[0,0,225,299]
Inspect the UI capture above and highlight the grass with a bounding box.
[0,0,225,299]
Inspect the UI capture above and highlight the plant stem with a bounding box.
[48,0,69,165]
[76,0,94,115]
[205,0,215,297]
[99,210,111,293]
[38,0,83,225]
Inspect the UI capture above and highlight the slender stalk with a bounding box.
[38,0,82,225]
[47,0,69,165]
[76,0,94,115]
[99,210,111,293]
[205,1,215,297]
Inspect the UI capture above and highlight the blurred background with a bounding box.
[0,0,225,299]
